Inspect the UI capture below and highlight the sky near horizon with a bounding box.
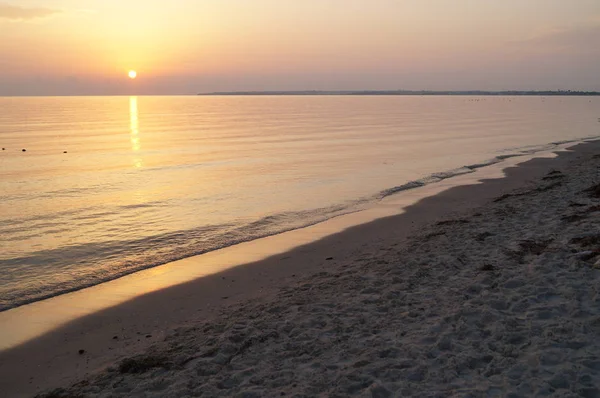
[1,0,599,95]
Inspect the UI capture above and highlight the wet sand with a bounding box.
[2,141,600,397]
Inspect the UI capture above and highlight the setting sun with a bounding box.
[128,70,137,79]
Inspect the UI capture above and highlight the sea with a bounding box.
[0,95,598,311]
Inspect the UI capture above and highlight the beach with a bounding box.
[2,0,600,395]
[0,140,598,397]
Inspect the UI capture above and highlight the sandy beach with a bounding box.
[2,140,600,397]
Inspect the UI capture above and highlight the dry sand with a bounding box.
[2,141,600,397]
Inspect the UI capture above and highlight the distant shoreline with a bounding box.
[198,90,600,96]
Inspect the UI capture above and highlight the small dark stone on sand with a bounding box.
[2,148,5,150]
[63,151,67,153]
[22,149,26,152]
[222,296,229,299]
[145,334,152,338]
[112,336,118,340]
[326,257,334,260]
[78,349,85,355]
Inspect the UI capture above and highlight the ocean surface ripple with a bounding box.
[1,95,599,310]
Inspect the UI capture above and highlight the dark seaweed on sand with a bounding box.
[518,239,553,255]
[118,355,172,374]
[583,183,600,199]
[570,234,600,247]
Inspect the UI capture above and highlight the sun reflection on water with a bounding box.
[129,96,143,168]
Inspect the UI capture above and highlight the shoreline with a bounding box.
[3,137,592,314]
[0,136,600,316]
[1,140,600,396]
[0,142,574,353]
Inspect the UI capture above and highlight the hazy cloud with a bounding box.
[514,23,600,54]
[0,3,61,21]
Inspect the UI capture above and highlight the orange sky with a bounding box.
[1,0,599,95]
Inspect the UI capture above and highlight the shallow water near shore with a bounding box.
[1,95,599,310]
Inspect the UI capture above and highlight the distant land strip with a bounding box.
[199,90,600,96]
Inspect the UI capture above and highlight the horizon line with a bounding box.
[2,89,600,97]
[198,89,600,96]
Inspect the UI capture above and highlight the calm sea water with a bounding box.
[0,96,598,310]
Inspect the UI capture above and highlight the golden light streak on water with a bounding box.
[129,96,143,168]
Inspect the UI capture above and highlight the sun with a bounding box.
[128,70,137,79]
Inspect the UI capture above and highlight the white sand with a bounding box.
[5,141,600,397]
